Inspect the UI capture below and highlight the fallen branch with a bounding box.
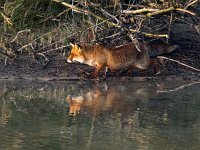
[137,32,169,38]
[146,7,174,17]
[146,7,196,17]
[122,8,159,14]
[157,56,200,72]
[127,28,169,38]
[175,8,196,16]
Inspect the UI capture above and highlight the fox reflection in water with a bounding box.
[66,83,155,117]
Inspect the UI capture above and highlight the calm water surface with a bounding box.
[0,79,200,150]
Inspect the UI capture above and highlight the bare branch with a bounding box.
[99,8,121,25]
[185,0,199,9]
[175,8,196,16]
[146,7,174,17]
[157,56,200,72]
[137,32,169,38]
[122,8,159,14]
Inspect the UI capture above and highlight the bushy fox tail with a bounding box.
[148,44,178,57]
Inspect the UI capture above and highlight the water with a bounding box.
[0,79,200,150]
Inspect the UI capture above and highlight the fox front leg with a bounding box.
[92,64,104,78]
[86,63,104,79]
[105,67,118,77]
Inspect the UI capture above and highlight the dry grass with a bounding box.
[0,0,199,63]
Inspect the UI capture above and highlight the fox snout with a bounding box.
[67,54,75,63]
[67,55,85,63]
[67,57,73,63]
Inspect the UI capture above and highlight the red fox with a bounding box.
[67,41,178,78]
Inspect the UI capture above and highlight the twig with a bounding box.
[167,12,173,44]
[52,0,120,28]
[157,56,200,72]
[99,8,121,25]
[17,43,33,52]
[123,4,145,9]
[146,7,174,17]
[195,25,200,35]
[185,0,199,9]
[122,8,159,14]
[175,8,196,16]
[157,81,200,93]
[39,2,81,23]
[35,53,49,61]
[133,38,141,52]
[138,32,169,38]
[127,27,169,38]
[34,39,65,53]
[0,11,12,26]
[104,32,121,39]
[4,57,8,66]
[35,45,69,54]
[11,29,31,42]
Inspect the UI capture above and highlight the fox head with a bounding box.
[66,95,84,116]
[67,43,84,63]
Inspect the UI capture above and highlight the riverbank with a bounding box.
[0,52,200,82]
[0,23,200,81]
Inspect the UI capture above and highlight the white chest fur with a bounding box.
[85,59,97,67]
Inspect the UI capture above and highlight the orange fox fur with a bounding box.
[67,41,178,78]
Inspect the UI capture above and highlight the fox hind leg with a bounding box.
[150,58,159,75]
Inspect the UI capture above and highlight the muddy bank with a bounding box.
[0,23,200,81]
[0,53,199,82]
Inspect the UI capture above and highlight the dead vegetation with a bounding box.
[0,0,200,77]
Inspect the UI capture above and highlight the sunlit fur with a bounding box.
[67,42,178,78]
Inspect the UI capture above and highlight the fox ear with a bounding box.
[77,46,82,53]
[75,44,82,52]
[70,43,75,47]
